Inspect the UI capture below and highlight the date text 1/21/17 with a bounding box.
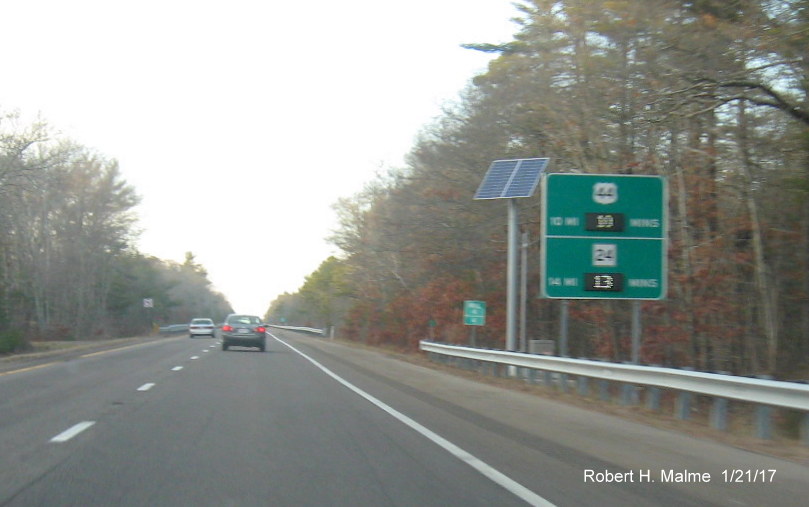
[722,469,776,483]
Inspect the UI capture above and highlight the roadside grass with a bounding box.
[0,336,161,363]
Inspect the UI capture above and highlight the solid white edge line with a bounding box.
[270,333,554,507]
[137,383,155,391]
[50,421,96,443]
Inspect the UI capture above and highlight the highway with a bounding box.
[0,330,806,506]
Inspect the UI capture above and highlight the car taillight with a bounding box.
[256,326,266,333]
[222,325,233,332]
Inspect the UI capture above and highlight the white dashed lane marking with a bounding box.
[48,342,212,445]
[50,421,96,443]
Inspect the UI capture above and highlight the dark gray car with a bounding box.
[221,314,266,352]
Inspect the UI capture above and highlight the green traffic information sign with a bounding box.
[463,300,486,326]
[540,174,667,299]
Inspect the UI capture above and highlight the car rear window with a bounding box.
[191,319,213,325]
[227,315,260,325]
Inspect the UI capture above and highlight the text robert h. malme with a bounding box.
[583,468,776,483]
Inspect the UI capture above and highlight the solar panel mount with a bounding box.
[474,158,549,200]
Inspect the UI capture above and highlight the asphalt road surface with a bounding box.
[0,330,806,506]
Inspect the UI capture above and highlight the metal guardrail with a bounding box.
[267,325,325,336]
[420,341,809,410]
[420,340,809,443]
[159,324,189,334]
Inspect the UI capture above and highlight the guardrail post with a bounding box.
[751,375,774,440]
[559,373,569,393]
[646,387,661,411]
[676,391,691,420]
[620,384,631,405]
[710,398,729,431]
[598,379,610,401]
[621,384,639,405]
[755,405,773,440]
[801,413,809,446]
[543,370,552,386]
[577,376,589,396]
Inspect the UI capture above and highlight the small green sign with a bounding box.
[541,174,667,300]
[463,300,486,326]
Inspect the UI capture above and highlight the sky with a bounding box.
[1,0,519,316]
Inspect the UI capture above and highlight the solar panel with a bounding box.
[502,158,547,198]
[474,160,519,199]
[474,158,549,200]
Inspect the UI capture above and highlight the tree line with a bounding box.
[0,111,231,353]
[267,0,808,378]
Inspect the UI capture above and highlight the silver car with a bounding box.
[221,314,266,352]
[189,318,216,338]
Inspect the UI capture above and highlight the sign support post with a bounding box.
[520,231,529,353]
[560,300,569,357]
[631,300,641,364]
[507,200,518,352]
[473,157,550,357]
